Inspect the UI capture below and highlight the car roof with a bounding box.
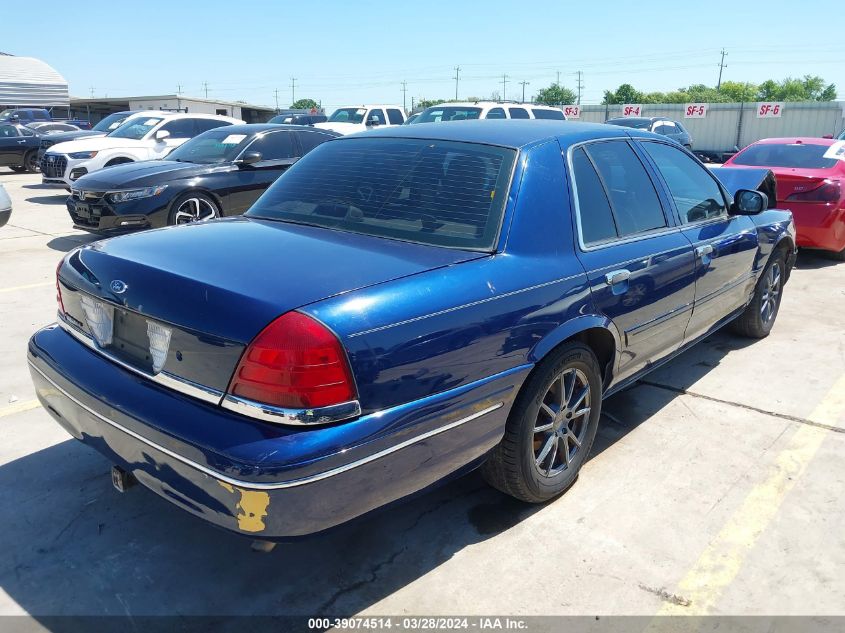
[333,104,403,110]
[749,137,838,146]
[606,116,662,124]
[213,123,338,135]
[346,119,660,149]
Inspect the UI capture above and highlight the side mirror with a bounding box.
[366,117,381,127]
[235,151,262,166]
[154,129,171,142]
[732,189,767,215]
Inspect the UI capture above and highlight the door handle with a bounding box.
[605,269,631,286]
[696,245,714,258]
[16,140,26,144]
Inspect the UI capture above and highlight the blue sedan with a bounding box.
[28,120,797,541]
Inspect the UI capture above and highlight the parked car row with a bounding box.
[28,118,801,545]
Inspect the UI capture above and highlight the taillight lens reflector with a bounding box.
[228,312,356,409]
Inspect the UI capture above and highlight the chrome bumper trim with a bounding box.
[29,359,503,491]
[221,394,362,426]
[57,317,224,405]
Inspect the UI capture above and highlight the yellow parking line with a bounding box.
[0,281,53,294]
[0,399,41,418]
[656,373,845,616]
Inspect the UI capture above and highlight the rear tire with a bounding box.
[481,342,602,503]
[24,151,38,173]
[729,250,786,338]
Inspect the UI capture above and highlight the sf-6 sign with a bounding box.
[562,105,581,119]
[757,102,784,118]
[684,104,708,118]
[622,104,642,117]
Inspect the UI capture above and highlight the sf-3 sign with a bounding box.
[757,102,784,118]
[684,104,708,118]
[563,106,581,119]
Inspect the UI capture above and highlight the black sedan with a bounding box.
[66,124,340,233]
[606,116,693,149]
[0,122,41,172]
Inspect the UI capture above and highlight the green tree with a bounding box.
[755,76,837,101]
[534,83,576,106]
[602,83,643,105]
[417,98,446,109]
[291,98,318,110]
[718,81,758,102]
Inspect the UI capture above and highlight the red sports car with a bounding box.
[724,137,845,259]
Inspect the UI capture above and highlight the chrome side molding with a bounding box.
[221,395,362,426]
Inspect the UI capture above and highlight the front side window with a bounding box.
[166,129,250,164]
[247,138,517,251]
[583,140,667,237]
[387,109,404,125]
[367,109,386,125]
[641,141,727,223]
[93,112,131,132]
[328,108,367,124]
[20,126,35,137]
[509,107,530,119]
[159,118,197,139]
[249,131,296,160]
[109,117,164,140]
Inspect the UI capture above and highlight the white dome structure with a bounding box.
[0,53,69,107]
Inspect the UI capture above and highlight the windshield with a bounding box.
[732,143,839,169]
[606,118,651,129]
[247,137,517,251]
[167,129,250,164]
[328,108,368,124]
[416,107,482,123]
[93,112,132,132]
[108,117,164,140]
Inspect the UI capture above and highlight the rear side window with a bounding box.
[247,138,517,251]
[509,107,529,119]
[572,148,617,244]
[160,118,197,139]
[641,141,727,223]
[386,108,404,125]
[251,131,296,160]
[532,108,564,120]
[584,141,666,237]
[297,130,335,154]
[195,118,232,133]
[485,108,506,119]
[731,143,838,169]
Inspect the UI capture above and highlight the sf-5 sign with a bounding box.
[757,102,784,118]
[622,104,642,117]
[563,106,581,119]
[684,104,708,118]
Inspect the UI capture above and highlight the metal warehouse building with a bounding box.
[0,53,69,108]
[68,95,276,125]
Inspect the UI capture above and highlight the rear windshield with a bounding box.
[416,107,483,123]
[532,108,565,120]
[732,143,838,169]
[606,119,651,129]
[247,137,516,251]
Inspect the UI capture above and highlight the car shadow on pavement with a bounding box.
[26,195,67,205]
[0,332,753,621]
[46,235,100,252]
[21,183,61,190]
[793,249,842,270]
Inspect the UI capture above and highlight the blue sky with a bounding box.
[6,0,843,110]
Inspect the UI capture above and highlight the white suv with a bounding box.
[41,112,244,187]
[413,102,567,123]
[315,105,406,135]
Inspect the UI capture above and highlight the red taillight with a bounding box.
[227,312,356,409]
[786,180,841,203]
[56,259,65,315]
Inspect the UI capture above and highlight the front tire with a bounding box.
[730,251,786,338]
[24,151,39,172]
[167,192,220,226]
[481,342,602,503]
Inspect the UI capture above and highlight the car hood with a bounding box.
[40,130,104,144]
[72,160,220,190]
[63,217,485,344]
[313,122,365,135]
[47,136,153,154]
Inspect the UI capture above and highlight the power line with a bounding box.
[717,48,728,90]
[453,66,461,100]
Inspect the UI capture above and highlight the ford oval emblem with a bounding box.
[110,280,128,294]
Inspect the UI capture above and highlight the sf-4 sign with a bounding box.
[622,104,642,117]
[563,105,581,119]
[757,102,783,118]
[684,104,707,118]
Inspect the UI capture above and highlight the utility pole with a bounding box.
[556,71,561,86]
[519,81,530,103]
[575,71,584,105]
[717,48,728,91]
[453,66,461,100]
[411,96,415,111]
[176,84,183,95]
[401,81,408,112]
[501,74,509,101]
[89,86,95,98]
[274,89,280,113]
[290,78,297,106]
[202,82,209,98]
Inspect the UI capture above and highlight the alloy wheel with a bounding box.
[174,197,218,225]
[532,367,591,477]
[760,261,782,324]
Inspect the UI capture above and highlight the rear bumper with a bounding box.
[28,324,526,539]
[788,202,845,253]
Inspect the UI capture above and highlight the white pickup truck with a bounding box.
[315,105,406,135]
